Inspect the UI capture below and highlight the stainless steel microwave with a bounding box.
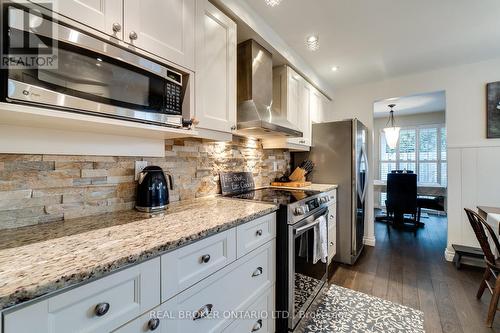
[1,2,187,128]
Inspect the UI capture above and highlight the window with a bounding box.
[379,125,447,205]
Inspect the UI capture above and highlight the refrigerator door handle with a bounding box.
[361,147,369,203]
[356,147,368,203]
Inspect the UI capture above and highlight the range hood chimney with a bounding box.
[236,40,302,138]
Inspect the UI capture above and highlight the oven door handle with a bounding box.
[295,220,320,234]
[293,207,328,236]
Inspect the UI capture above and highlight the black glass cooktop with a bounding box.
[227,188,320,205]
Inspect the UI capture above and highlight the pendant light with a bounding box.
[383,104,400,149]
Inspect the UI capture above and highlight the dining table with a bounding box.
[374,179,447,197]
[479,206,500,257]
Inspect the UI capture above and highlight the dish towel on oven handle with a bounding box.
[313,215,328,264]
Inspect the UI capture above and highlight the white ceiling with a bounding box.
[373,90,446,118]
[244,0,500,89]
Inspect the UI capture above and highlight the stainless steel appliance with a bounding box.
[294,119,369,265]
[1,1,187,128]
[136,166,173,213]
[235,40,302,138]
[222,174,331,332]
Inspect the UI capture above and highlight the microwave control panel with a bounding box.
[165,69,183,115]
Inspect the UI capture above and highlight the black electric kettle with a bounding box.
[135,166,173,212]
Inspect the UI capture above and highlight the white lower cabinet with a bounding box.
[2,213,276,333]
[3,258,161,333]
[223,286,275,333]
[161,228,237,302]
[327,190,337,264]
[157,240,275,332]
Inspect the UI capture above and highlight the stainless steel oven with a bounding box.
[288,206,328,330]
[1,1,187,127]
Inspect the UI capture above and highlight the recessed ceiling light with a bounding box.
[306,35,319,51]
[331,66,339,72]
[265,0,282,7]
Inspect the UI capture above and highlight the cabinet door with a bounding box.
[286,68,301,127]
[40,0,123,37]
[195,0,237,133]
[124,0,195,70]
[288,79,311,146]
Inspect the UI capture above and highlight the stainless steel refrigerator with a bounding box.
[293,119,369,265]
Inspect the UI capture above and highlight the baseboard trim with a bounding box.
[444,247,455,262]
[363,236,376,247]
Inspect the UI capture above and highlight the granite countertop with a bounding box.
[0,197,277,310]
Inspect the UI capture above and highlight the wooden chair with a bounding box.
[464,208,500,327]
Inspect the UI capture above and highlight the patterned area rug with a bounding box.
[302,284,425,333]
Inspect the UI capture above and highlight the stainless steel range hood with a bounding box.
[236,40,302,138]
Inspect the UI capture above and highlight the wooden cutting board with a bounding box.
[270,181,312,188]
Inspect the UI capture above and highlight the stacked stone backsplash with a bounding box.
[0,137,290,230]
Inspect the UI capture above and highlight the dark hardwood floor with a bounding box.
[329,215,500,333]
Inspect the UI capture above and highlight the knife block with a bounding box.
[289,167,307,182]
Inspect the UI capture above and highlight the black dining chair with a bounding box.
[464,208,500,327]
[385,173,418,234]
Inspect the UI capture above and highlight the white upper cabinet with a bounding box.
[41,0,123,37]
[124,0,195,70]
[311,87,328,124]
[264,66,312,150]
[288,78,311,146]
[195,0,237,134]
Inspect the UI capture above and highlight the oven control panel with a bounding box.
[290,193,331,223]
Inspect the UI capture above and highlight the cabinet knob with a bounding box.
[329,215,334,219]
[230,125,237,131]
[251,319,263,332]
[129,31,138,41]
[252,267,263,277]
[201,254,211,263]
[94,302,110,317]
[330,242,334,246]
[256,229,263,236]
[147,318,160,331]
[193,304,213,320]
[112,23,121,33]
[299,140,306,144]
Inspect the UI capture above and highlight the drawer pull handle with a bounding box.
[329,215,334,219]
[256,229,263,236]
[330,242,334,246]
[201,254,211,263]
[94,302,110,317]
[147,318,160,331]
[193,304,213,321]
[252,267,263,277]
[252,319,263,331]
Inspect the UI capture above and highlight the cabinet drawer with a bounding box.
[223,285,275,333]
[3,258,160,333]
[158,240,275,333]
[236,213,276,258]
[161,228,236,302]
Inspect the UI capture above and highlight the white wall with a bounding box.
[323,58,500,258]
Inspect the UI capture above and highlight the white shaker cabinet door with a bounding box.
[39,0,123,37]
[195,0,237,133]
[124,0,196,70]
